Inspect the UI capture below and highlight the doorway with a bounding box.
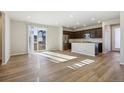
[111,25,120,51]
[28,25,46,54]
[0,12,2,64]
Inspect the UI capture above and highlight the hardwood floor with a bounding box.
[0,51,123,82]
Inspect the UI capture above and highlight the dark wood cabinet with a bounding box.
[70,32,75,39]
[63,31,74,50]
[98,43,102,53]
[63,28,102,50]
[64,27,102,39]
[89,28,102,38]
[73,31,84,38]
[64,28,102,39]
[73,27,102,39]
[95,43,103,55]
[89,29,96,38]
[95,28,102,38]
[82,30,89,38]
[63,31,74,39]
[63,43,71,50]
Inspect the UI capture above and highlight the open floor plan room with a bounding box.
[0,11,124,82]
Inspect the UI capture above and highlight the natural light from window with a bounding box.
[115,28,120,49]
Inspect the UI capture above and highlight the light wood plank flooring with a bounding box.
[0,51,123,82]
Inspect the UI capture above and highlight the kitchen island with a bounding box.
[71,42,100,56]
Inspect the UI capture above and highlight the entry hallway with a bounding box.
[0,51,123,82]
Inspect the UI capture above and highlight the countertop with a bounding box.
[71,42,102,44]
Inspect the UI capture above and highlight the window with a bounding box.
[112,25,120,51]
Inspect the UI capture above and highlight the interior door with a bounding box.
[112,25,120,51]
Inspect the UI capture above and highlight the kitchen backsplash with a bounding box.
[69,38,103,43]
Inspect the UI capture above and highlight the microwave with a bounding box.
[84,33,90,39]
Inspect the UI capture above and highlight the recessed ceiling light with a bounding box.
[66,25,69,27]
[76,22,80,25]
[91,18,96,21]
[69,14,73,18]
[27,16,31,19]
[55,21,58,25]
[83,24,86,27]
[73,26,76,29]
[98,20,101,24]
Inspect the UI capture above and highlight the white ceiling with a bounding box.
[7,11,120,28]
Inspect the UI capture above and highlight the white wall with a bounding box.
[120,12,124,64]
[10,20,28,56]
[46,26,63,50]
[58,27,63,51]
[0,15,2,60]
[10,20,63,56]
[102,25,111,53]
[2,12,10,65]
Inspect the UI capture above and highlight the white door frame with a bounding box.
[28,25,34,54]
[1,12,5,64]
[27,25,47,54]
[111,24,120,51]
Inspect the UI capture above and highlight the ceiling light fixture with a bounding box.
[27,16,31,19]
[66,25,69,27]
[73,26,76,29]
[91,17,96,21]
[69,14,73,18]
[83,24,86,27]
[98,20,101,24]
[76,22,80,25]
[55,21,58,25]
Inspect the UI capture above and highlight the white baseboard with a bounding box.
[120,62,124,65]
[2,62,7,65]
[2,52,27,65]
[11,52,28,56]
[1,52,27,65]
[102,51,108,54]
[2,56,10,65]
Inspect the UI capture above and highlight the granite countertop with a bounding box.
[71,41,102,43]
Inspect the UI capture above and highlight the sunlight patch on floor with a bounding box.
[67,59,95,70]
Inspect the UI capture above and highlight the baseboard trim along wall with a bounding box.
[120,62,124,65]
[1,52,27,65]
[2,56,10,65]
[11,52,28,56]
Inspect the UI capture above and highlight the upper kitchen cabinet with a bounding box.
[74,31,84,38]
[83,30,90,38]
[89,29,96,38]
[83,28,102,38]
[89,28,102,38]
[95,28,102,38]
[69,32,75,39]
[63,27,102,39]
[63,31,75,39]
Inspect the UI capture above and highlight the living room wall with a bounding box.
[10,20,63,56]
